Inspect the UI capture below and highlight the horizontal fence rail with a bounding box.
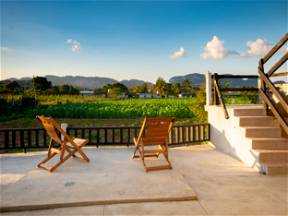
[0,124,210,152]
[212,73,259,119]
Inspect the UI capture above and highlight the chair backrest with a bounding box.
[139,117,175,145]
[37,116,68,144]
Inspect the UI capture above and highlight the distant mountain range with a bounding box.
[169,73,205,87]
[3,73,261,89]
[4,76,154,90]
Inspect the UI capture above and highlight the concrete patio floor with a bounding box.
[1,144,287,215]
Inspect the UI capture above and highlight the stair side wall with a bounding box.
[206,105,258,167]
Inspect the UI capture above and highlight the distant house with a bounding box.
[137,93,152,98]
[178,93,192,98]
[94,93,106,98]
[117,93,128,99]
[80,90,94,96]
[137,93,161,98]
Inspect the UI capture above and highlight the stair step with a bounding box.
[254,150,288,163]
[262,163,288,175]
[239,116,276,127]
[234,108,266,117]
[245,127,282,138]
[252,138,288,150]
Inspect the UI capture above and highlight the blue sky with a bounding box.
[1,0,287,82]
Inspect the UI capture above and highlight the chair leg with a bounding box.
[37,152,57,168]
[160,144,172,168]
[71,148,90,162]
[49,153,73,172]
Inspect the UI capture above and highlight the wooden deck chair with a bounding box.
[37,116,90,172]
[132,117,175,172]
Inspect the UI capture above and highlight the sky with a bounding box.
[1,0,287,82]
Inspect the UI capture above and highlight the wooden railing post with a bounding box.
[258,59,268,114]
[206,71,212,106]
[60,123,68,141]
[258,33,288,135]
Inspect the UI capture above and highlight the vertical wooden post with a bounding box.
[206,71,212,106]
[259,59,268,114]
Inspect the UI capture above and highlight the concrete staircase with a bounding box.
[234,106,288,175]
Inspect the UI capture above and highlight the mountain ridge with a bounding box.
[2,73,259,89]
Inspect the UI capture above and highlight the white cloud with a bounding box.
[1,47,15,52]
[201,36,228,60]
[66,39,81,52]
[170,47,185,60]
[241,38,271,57]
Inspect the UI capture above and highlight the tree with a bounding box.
[129,82,149,94]
[0,81,23,94]
[191,84,207,122]
[129,85,143,94]
[94,87,106,95]
[181,79,195,97]
[33,76,51,91]
[141,82,149,93]
[58,85,79,95]
[105,83,129,98]
[171,83,181,96]
[154,77,167,97]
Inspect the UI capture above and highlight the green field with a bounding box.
[1,92,258,128]
[37,98,197,118]
[1,96,207,127]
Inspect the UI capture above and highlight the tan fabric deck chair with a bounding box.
[132,117,175,172]
[37,116,90,172]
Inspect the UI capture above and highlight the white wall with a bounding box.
[206,105,259,168]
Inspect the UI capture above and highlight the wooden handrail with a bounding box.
[260,89,288,134]
[258,68,288,111]
[259,33,288,135]
[211,74,259,119]
[262,33,288,64]
[214,79,229,119]
[215,75,258,79]
[221,88,258,92]
[267,52,288,77]
[270,71,288,77]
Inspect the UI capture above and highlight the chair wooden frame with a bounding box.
[132,117,175,172]
[37,116,90,172]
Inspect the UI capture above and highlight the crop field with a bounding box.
[1,96,207,125]
[37,98,197,118]
[1,92,257,127]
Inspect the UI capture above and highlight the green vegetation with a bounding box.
[0,75,259,128]
[224,92,259,104]
[0,96,202,121]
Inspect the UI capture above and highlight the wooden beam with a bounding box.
[260,89,288,135]
[267,52,288,77]
[259,71,288,112]
[214,80,229,119]
[263,33,288,64]
[216,75,258,79]
[270,72,288,77]
[221,88,258,92]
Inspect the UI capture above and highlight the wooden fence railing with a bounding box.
[258,33,288,134]
[0,124,210,152]
[212,74,259,119]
